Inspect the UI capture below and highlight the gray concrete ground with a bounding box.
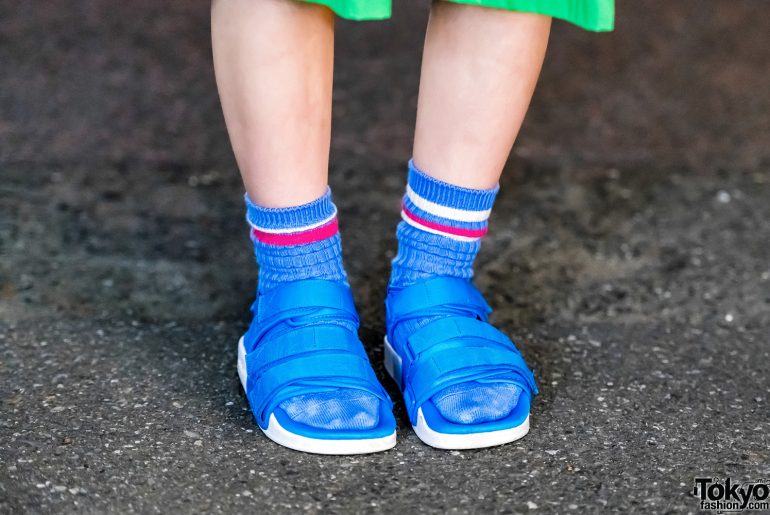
[1,1,769,513]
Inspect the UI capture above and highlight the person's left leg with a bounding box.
[386,2,550,448]
[413,2,550,187]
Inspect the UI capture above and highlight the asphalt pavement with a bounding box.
[1,1,769,513]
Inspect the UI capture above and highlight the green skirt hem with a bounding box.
[307,0,391,20]
[302,0,613,31]
[441,0,614,31]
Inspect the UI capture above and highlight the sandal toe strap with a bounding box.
[400,316,537,422]
[244,325,389,428]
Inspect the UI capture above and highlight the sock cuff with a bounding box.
[402,160,499,242]
[245,188,339,246]
[245,188,336,231]
[407,159,499,212]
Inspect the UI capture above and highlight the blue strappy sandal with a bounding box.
[384,277,538,449]
[237,279,397,454]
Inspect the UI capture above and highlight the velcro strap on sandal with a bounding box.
[250,325,365,370]
[397,316,538,422]
[255,279,358,324]
[247,347,386,428]
[385,277,491,323]
[405,316,515,358]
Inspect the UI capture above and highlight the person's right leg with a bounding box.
[212,0,395,453]
[212,0,332,207]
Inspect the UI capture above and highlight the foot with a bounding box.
[384,276,537,449]
[239,279,396,454]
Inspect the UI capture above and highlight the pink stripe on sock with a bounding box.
[401,203,488,239]
[251,218,339,246]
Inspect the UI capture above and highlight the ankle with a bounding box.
[245,188,348,293]
[389,160,498,289]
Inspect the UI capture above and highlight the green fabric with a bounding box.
[302,0,613,31]
[310,0,391,20]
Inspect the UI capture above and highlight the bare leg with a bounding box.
[212,1,393,443]
[211,0,334,207]
[413,2,551,188]
[386,3,551,436]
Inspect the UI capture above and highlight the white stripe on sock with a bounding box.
[248,209,337,234]
[406,185,492,223]
[400,211,480,242]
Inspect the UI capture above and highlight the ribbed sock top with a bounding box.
[390,160,499,288]
[245,188,347,294]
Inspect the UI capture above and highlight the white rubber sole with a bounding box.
[237,336,396,455]
[384,336,530,450]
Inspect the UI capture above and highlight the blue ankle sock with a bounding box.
[389,160,498,288]
[245,188,347,294]
[389,160,522,425]
[245,189,379,431]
